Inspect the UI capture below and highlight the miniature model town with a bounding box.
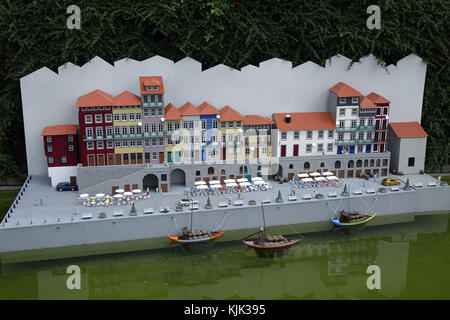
[0,63,449,257]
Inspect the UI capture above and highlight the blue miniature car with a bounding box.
[56,182,78,191]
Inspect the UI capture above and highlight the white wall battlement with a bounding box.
[20,54,427,176]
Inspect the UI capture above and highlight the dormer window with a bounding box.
[46,136,52,143]
[339,97,346,104]
[352,97,358,103]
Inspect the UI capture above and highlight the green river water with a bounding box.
[0,212,449,300]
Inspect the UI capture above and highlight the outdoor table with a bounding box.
[302,194,312,200]
[298,173,309,178]
[414,182,423,187]
[209,180,221,184]
[314,177,326,182]
[210,184,222,189]
[251,177,263,182]
[309,172,321,177]
[237,178,249,183]
[326,176,339,180]
[328,192,337,197]
[224,179,236,184]
[113,194,123,198]
[322,172,334,176]
[366,188,376,194]
[115,189,124,193]
[218,202,228,208]
[239,181,251,187]
[81,213,92,219]
[288,196,298,201]
[113,210,123,217]
[143,208,154,214]
[391,186,400,191]
[233,200,243,206]
[253,180,267,185]
[80,193,89,198]
[226,182,238,188]
[301,178,313,183]
[353,190,362,195]
[132,189,141,193]
[262,199,271,204]
[95,193,105,198]
[194,181,206,185]
[196,185,208,190]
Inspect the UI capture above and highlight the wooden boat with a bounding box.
[242,203,302,256]
[168,229,226,243]
[168,199,226,246]
[330,211,376,227]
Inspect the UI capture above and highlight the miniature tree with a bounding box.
[341,184,348,196]
[130,202,137,215]
[404,178,411,191]
[276,190,283,203]
[205,196,213,209]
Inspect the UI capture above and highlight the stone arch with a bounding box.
[356,160,362,168]
[196,170,201,176]
[221,169,226,175]
[320,162,325,168]
[207,167,215,175]
[376,159,381,167]
[348,160,354,168]
[170,169,186,187]
[335,160,341,169]
[304,162,310,170]
[143,174,159,191]
[239,165,249,175]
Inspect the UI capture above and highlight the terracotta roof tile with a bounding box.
[139,76,164,95]
[76,89,113,107]
[273,112,336,131]
[164,103,182,120]
[113,91,141,106]
[367,92,390,104]
[243,115,273,126]
[219,106,243,121]
[329,82,362,98]
[359,96,377,109]
[389,122,428,138]
[197,101,219,115]
[179,102,200,116]
[41,125,78,136]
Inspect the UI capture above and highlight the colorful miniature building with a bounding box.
[242,115,273,160]
[388,122,428,174]
[164,102,182,163]
[41,124,79,187]
[218,106,244,162]
[367,92,390,153]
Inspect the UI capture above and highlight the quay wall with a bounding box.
[0,186,449,254]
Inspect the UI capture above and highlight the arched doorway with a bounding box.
[170,169,186,187]
[143,174,159,191]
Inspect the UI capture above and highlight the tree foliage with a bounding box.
[0,0,448,172]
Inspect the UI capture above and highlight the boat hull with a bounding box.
[242,238,302,249]
[330,212,377,227]
[168,230,226,244]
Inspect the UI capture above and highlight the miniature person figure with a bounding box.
[228,196,232,205]
[39,197,43,206]
[258,227,266,244]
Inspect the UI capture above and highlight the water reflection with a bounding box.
[0,213,448,299]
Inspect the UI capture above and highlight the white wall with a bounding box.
[277,130,336,156]
[47,166,78,188]
[20,54,427,176]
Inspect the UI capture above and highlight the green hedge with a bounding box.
[0,0,448,172]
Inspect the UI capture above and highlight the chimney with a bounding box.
[285,114,291,123]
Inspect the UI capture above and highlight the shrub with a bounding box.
[130,203,137,215]
[248,199,257,205]
[276,190,283,203]
[315,193,324,199]
[205,196,213,209]
[176,205,183,212]
[98,212,107,219]
[379,187,387,193]
[341,184,348,196]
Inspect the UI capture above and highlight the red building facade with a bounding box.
[41,125,78,167]
[77,90,115,166]
[368,92,390,153]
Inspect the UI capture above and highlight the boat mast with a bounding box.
[261,203,266,231]
[347,185,350,213]
[190,198,193,231]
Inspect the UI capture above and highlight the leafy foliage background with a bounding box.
[0,0,448,174]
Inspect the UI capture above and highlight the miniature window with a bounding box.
[68,135,74,142]
[350,133,356,140]
[339,108,345,116]
[87,142,94,150]
[408,157,415,167]
[61,156,67,164]
[328,130,334,139]
[114,114,120,121]
[376,159,381,167]
[107,141,114,149]
[359,132,364,140]
[373,144,378,152]
[306,144,312,153]
[106,127,113,136]
[143,108,149,117]
[158,123,164,132]
[318,130,324,139]
[366,132,372,139]
[130,140,136,147]
[352,97,358,103]
[96,127,103,137]
[130,126,135,135]
[358,145,363,152]
[335,161,341,169]
[97,141,104,149]
[196,170,201,176]
[320,163,325,168]
[158,108,163,116]
[383,108,388,115]
[339,121,345,128]
[152,152,157,160]
[46,136,52,143]
[122,141,128,147]
[317,144,323,152]
[68,144,74,152]
[236,121,242,128]
[327,143,333,152]
[121,114,127,121]
[376,108,381,115]
[85,115,93,124]
[338,133,344,141]
[129,113,135,121]
[351,120,357,128]
[47,145,53,153]
[151,108,156,116]
[161,174,167,181]
[360,119,365,126]
[368,119,374,126]
[48,157,54,164]
[95,114,102,123]
[294,131,299,140]
[220,121,226,128]
[304,162,310,170]
[105,114,112,122]
[351,108,358,116]
[136,126,142,134]
[339,98,346,104]
[201,120,206,130]
[212,120,218,129]
[289,164,293,169]
[281,132,287,141]
[306,131,312,140]
[115,141,121,147]
[159,138,164,146]
[348,160,354,168]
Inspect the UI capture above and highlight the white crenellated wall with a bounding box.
[20,54,427,176]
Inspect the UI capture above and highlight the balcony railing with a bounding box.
[356,138,374,144]
[358,125,375,130]
[335,139,357,145]
[142,101,164,107]
[337,127,358,132]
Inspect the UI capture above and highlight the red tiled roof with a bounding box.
[164,103,182,120]
[273,112,336,131]
[367,92,390,104]
[329,82,362,98]
[197,101,219,115]
[179,102,200,116]
[359,96,377,109]
[41,125,78,136]
[243,115,273,126]
[139,76,164,95]
[76,89,113,107]
[113,91,141,106]
[389,122,428,138]
[219,106,243,121]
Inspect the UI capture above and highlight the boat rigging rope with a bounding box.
[212,212,230,232]
[357,196,378,215]
[171,217,181,233]
[327,199,343,219]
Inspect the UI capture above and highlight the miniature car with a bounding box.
[381,177,400,186]
[179,199,199,206]
[56,182,78,191]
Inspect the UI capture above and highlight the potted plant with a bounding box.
[315,193,324,199]
[276,190,283,203]
[205,196,213,209]
[98,212,107,219]
[341,184,348,196]
[176,205,183,212]
[130,203,137,216]
[379,187,387,193]
[248,199,257,205]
